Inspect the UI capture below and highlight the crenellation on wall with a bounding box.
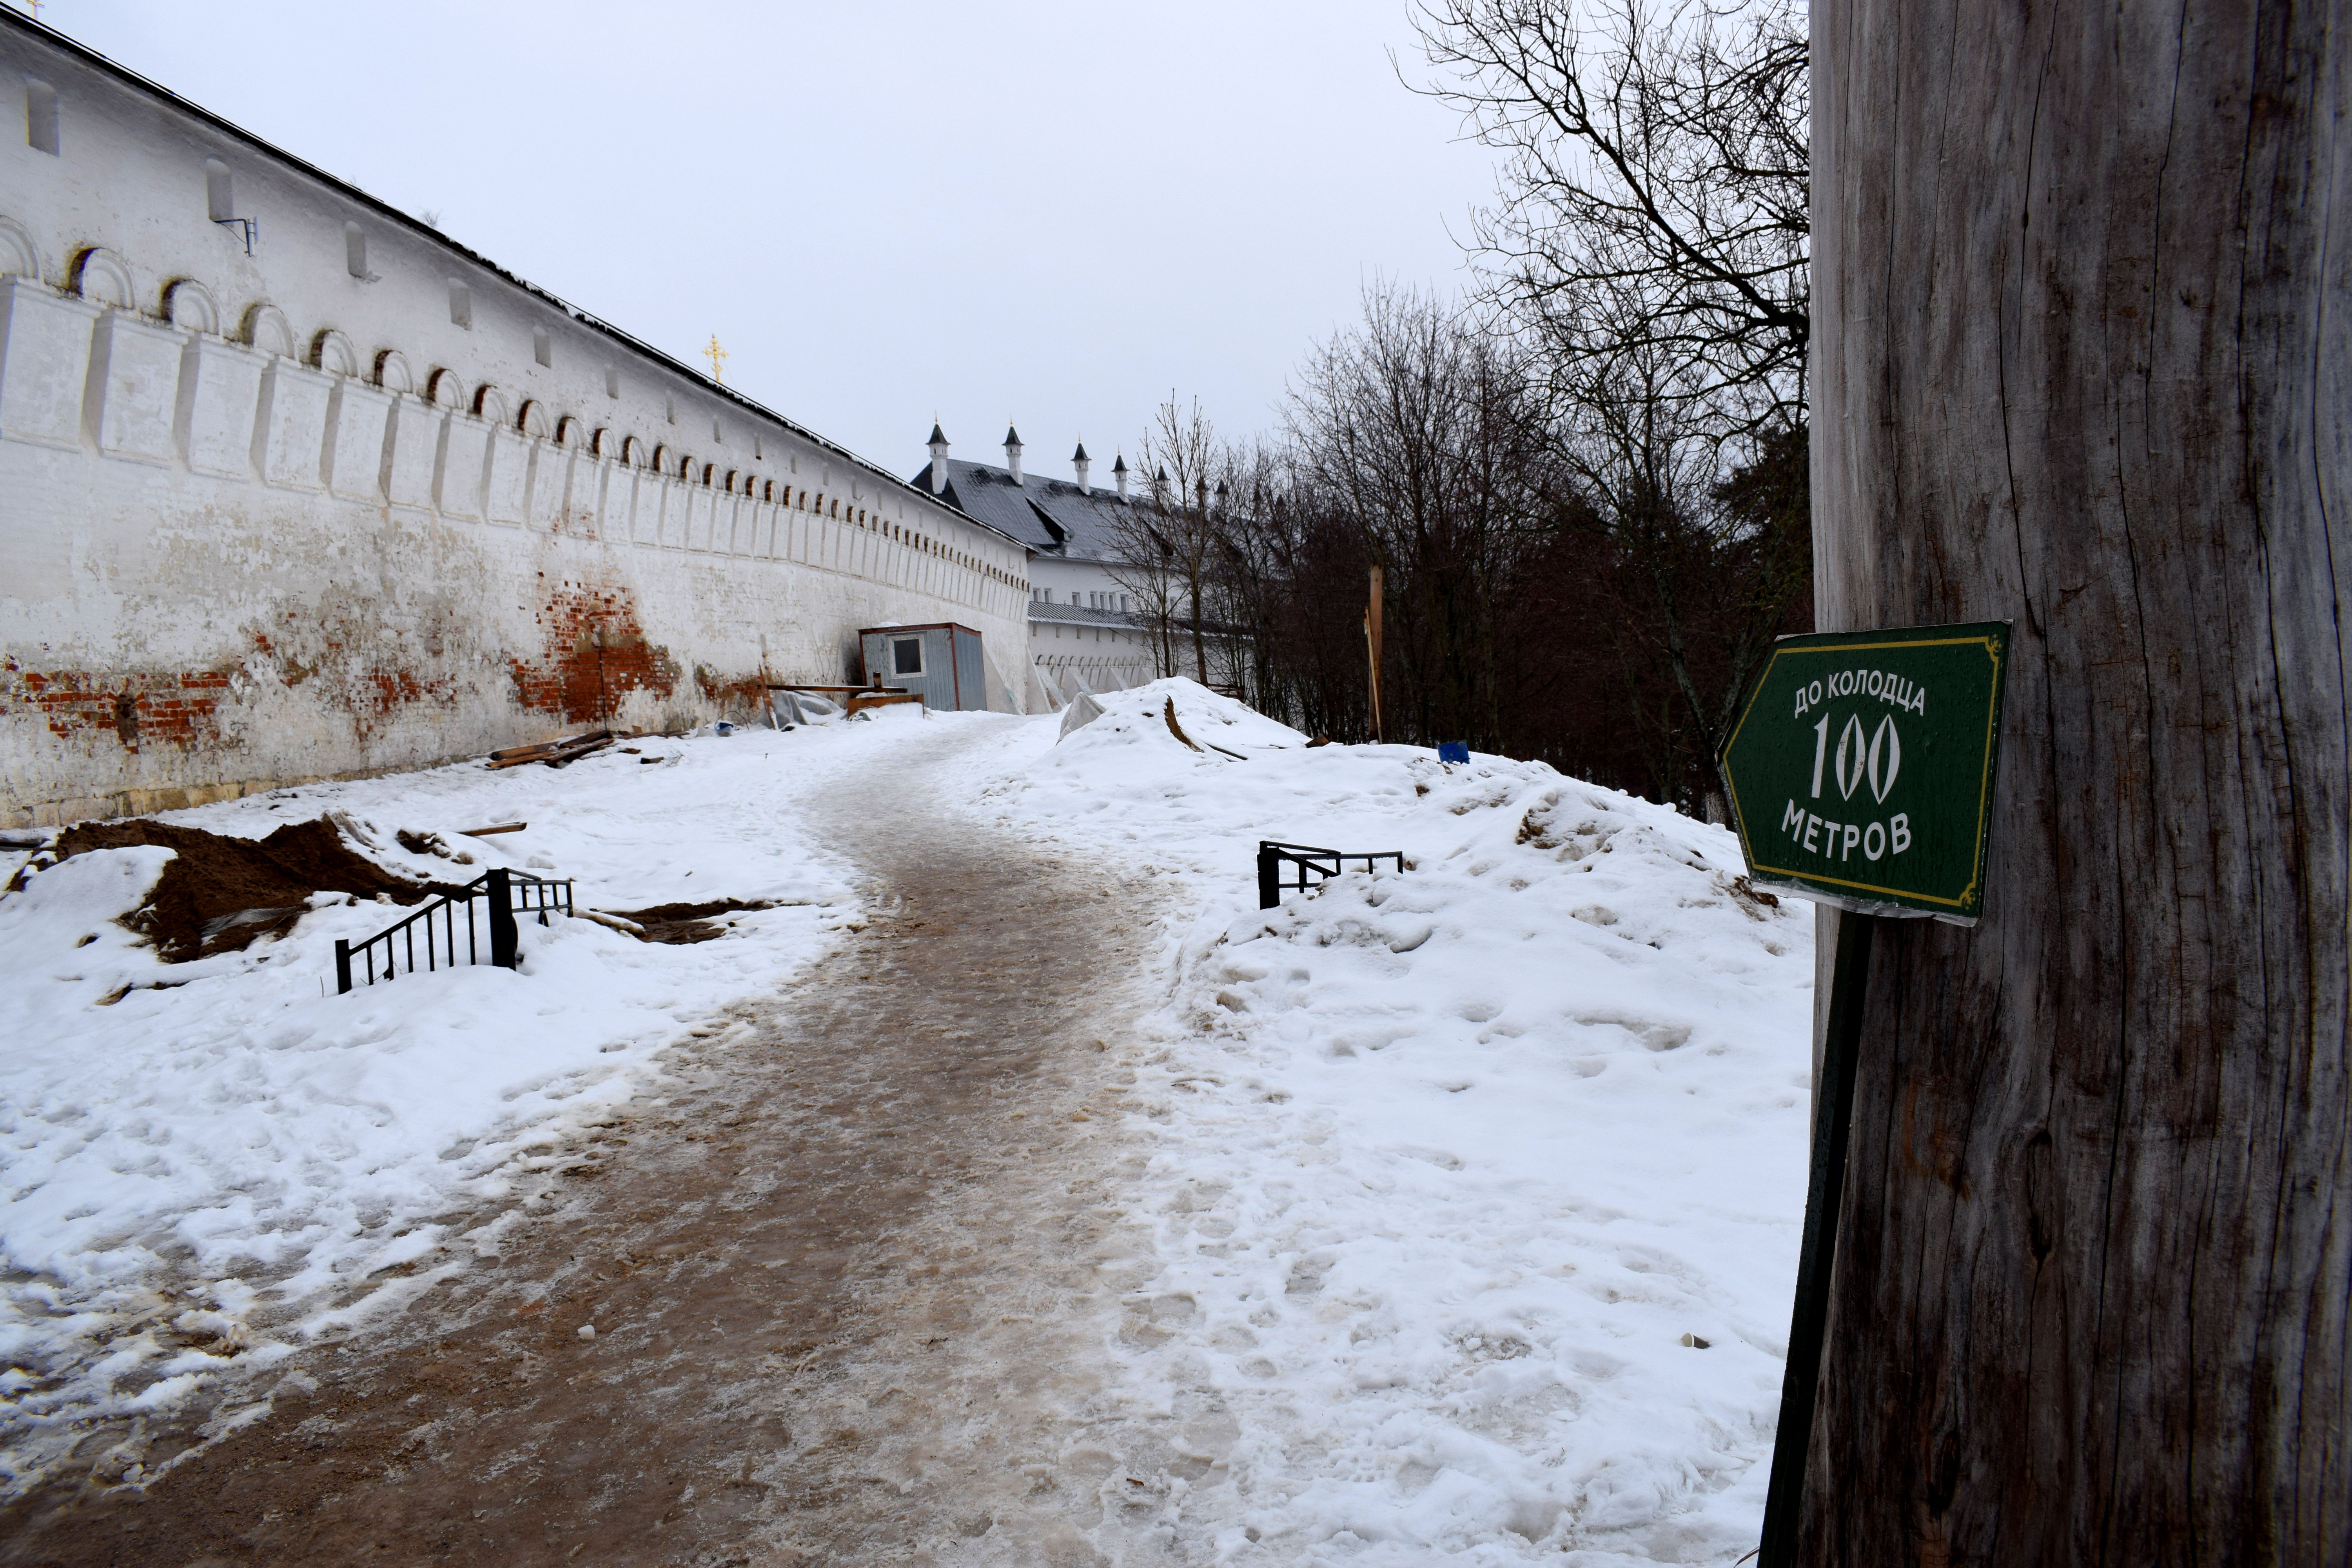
[321,374,390,499]
[0,274,96,447]
[83,307,181,464]
[252,354,330,489]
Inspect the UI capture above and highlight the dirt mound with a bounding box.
[50,817,461,962]
[606,898,776,946]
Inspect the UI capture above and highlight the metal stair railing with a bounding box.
[1257,841,1408,909]
[334,866,574,993]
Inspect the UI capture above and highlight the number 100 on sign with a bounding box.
[1719,622,2011,924]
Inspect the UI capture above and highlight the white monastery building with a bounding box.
[0,14,1036,828]
[913,425,1159,706]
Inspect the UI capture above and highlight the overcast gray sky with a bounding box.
[40,0,1495,486]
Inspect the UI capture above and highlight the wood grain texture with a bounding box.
[1807,0,2349,1561]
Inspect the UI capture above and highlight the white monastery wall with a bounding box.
[0,19,1029,826]
[1025,552,1154,702]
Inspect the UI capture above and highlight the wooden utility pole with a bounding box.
[1365,564,1385,742]
[1801,0,2348,1560]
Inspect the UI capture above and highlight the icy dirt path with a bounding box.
[0,717,1195,1567]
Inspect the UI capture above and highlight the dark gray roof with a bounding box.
[1072,441,1090,462]
[911,457,1146,565]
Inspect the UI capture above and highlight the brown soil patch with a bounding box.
[46,818,459,962]
[606,897,776,945]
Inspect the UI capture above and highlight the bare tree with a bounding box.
[1410,0,1814,811]
[1100,396,1227,685]
[1548,283,1809,816]
[1099,505,1186,682]
[1415,0,1809,425]
[1287,285,1553,750]
[1204,447,1382,739]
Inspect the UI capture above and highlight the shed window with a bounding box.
[447,279,471,328]
[892,637,924,677]
[344,221,367,278]
[533,327,551,367]
[25,78,57,155]
[604,365,620,399]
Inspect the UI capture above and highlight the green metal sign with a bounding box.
[1720,621,2011,924]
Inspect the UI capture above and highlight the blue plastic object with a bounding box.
[1437,741,1470,764]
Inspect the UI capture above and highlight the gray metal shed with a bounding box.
[857,623,988,711]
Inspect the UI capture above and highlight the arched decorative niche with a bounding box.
[590,426,614,458]
[309,328,359,376]
[425,367,468,409]
[723,468,737,493]
[163,278,220,334]
[517,399,550,439]
[241,303,296,357]
[555,415,583,449]
[473,384,509,425]
[0,216,40,280]
[69,246,134,308]
[621,435,644,467]
[651,443,671,474]
[374,348,415,394]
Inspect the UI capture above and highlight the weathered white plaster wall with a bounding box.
[0,21,1031,825]
[1024,558,1154,704]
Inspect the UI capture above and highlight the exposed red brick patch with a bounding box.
[515,584,677,724]
[1,664,234,752]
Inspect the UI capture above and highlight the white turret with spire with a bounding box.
[1004,425,1024,486]
[927,422,949,494]
[1112,452,1130,501]
[1073,441,1091,495]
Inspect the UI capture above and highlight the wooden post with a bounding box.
[1365,564,1385,742]
[1804,0,2348,1557]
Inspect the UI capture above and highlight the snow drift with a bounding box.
[966,679,1817,1564]
[0,720,880,1486]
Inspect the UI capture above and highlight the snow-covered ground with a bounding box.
[958,680,1816,1564]
[2,682,1814,1562]
[0,716,896,1468]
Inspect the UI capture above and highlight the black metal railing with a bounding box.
[1258,841,1408,909]
[334,867,574,993]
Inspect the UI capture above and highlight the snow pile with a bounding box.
[973,679,1815,1564]
[0,716,898,1471]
